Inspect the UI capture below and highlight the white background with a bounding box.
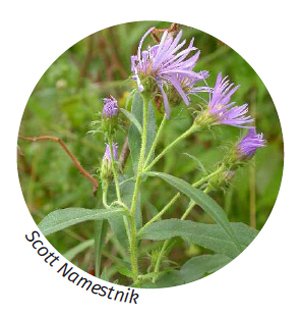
[1,0,300,314]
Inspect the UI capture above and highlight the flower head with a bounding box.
[103,96,118,118]
[103,143,118,162]
[102,96,119,133]
[131,27,208,117]
[205,73,254,128]
[237,128,266,158]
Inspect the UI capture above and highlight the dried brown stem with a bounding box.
[18,135,99,194]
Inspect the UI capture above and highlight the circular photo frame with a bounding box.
[17,21,283,291]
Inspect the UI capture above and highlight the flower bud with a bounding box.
[207,168,236,192]
[236,128,266,160]
[100,143,118,183]
[102,96,119,134]
[221,128,266,170]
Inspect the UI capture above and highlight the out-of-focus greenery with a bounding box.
[18,21,283,279]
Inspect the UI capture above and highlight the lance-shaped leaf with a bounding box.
[140,219,258,259]
[63,239,94,261]
[142,254,232,288]
[120,108,142,134]
[38,207,125,236]
[144,171,243,252]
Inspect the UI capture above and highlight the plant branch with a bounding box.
[144,124,198,172]
[108,136,122,202]
[18,135,99,193]
[129,93,150,282]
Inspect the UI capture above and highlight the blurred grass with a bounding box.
[17,21,283,274]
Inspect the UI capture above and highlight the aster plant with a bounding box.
[30,24,268,289]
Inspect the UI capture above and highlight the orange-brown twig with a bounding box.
[18,135,99,194]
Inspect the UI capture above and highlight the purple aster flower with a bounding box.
[103,96,118,118]
[207,73,254,128]
[237,128,266,158]
[131,27,208,117]
[103,143,118,162]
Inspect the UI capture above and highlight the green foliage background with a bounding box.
[18,21,283,280]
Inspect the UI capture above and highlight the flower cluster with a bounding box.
[130,27,266,170]
[131,28,208,117]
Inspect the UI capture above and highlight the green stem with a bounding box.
[181,187,210,220]
[144,124,198,172]
[102,183,109,208]
[193,165,225,187]
[123,216,131,244]
[108,138,131,243]
[144,114,167,169]
[180,202,195,221]
[153,239,170,279]
[138,192,180,236]
[108,137,122,203]
[129,93,150,282]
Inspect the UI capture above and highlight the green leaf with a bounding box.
[142,254,231,288]
[63,239,94,261]
[120,108,142,134]
[128,92,156,173]
[144,171,243,252]
[38,207,125,236]
[140,219,258,259]
[94,220,108,278]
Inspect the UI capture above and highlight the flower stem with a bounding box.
[129,93,150,282]
[102,183,109,208]
[108,137,122,203]
[144,114,167,169]
[193,165,225,187]
[144,124,198,172]
[138,192,180,236]
[181,186,210,220]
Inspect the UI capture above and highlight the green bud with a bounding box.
[207,168,236,192]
